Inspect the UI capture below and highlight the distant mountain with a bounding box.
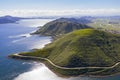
[17,28,120,76]
[33,18,91,37]
[0,15,21,24]
[54,17,91,24]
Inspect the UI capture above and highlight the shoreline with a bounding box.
[8,54,120,78]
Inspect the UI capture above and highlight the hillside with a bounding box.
[13,28,120,76]
[33,18,90,37]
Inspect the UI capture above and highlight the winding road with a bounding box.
[13,54,120,70]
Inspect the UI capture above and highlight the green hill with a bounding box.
[11,28,120,76]
[33,18,90,37]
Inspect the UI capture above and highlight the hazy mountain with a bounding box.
[0,15,22,24]
[33,18,91,37]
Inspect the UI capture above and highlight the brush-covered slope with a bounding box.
[20,28,120,68]
[34,18,90,36]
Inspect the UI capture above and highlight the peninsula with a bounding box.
[9,26,120,77]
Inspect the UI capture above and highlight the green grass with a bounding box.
[18,28,120,76]
[21,28,120,66]
[19,48,52,58]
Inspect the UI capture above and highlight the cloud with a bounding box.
[0,9,120,17]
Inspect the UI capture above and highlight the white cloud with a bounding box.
[0,9,120,17]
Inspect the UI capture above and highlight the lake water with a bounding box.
[0,19,120,80]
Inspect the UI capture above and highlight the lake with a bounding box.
[0,19,120,80]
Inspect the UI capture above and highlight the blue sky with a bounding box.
[0,0,120,16]
[1,0,120,10]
